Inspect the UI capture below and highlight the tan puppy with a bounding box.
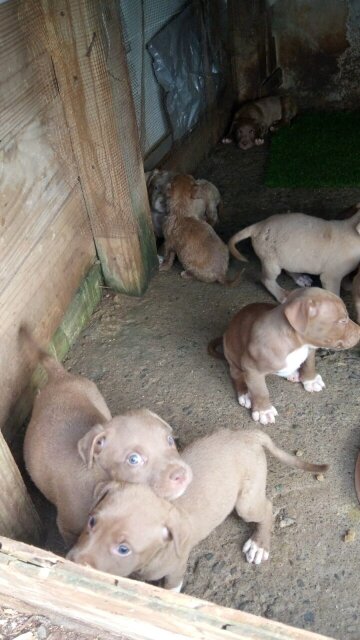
[68,429,328,591]
[21,327,192,544]
[223,95,297,150]
[228,209,360,302]
[208,288,360,425]
[145,169,222,237]
[160,174,239,285]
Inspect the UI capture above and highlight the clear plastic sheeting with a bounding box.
[148,3,225,141]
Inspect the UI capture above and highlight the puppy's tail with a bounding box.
[228,224,258,262]
[19,324,66,379]
[207,336,226,360]
[256,431,329,474]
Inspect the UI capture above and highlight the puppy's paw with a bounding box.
[180,270,194,280]
[222,137,232,144]
[243,538,269,565]
[157,254,164,265]
[252,406,278,425]
[255,138,265,146]
[238,392,252,409]
[294,274,313,287]
[286,370,300,383]
[169,581,183,593]
[302,374,325,393]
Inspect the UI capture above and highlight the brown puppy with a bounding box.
[21,327,192,545]
[160,174,239,285]
[146,169,222,237]
[228,209,360,303]
[223,95,297,150]
[68,429,327,591]
[208,287,360,425]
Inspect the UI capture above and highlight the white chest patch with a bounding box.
[276,345,310,378]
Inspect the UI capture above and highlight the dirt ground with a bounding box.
[17,141,360,640]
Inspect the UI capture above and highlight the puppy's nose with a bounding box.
[170,467,187,484]
[169,462,193,493]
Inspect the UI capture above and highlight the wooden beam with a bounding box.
[0,445,42,544]
[0,537,334,640]
[30,0,157,295]
[227,0,262,101]
[161,94,233,174]
[5,263,103,444]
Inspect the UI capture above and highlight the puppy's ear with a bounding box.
[78,425,107,468]
[191,184,204,200]
[92,480,121,507]
[144,409,173,432]
[163,507,189,558]
[284,298,318,334]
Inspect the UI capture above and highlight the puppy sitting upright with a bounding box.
[160,174,239,285]
[21,327,192,545]
[223,95,297,150]
[208,288,360,425]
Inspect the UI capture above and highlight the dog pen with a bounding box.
[1,1,359,638]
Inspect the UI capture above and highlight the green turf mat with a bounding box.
[265,111,360,188]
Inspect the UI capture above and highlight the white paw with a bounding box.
[255,138,265,146]
[252,406,278,425]
[286,370,300,383]
[294,274,313,287]
[169,581,183,593]
[222,137,232,144]
[302,374,325,393]
[238,392,252,409]
[243,538,269,564]
[157,254,164,265]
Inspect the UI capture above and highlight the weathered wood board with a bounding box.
[0,536,334,640]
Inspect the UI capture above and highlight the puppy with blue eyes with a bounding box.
[67,429,328,591]
[21,326,192,546]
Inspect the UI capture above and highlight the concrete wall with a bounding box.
[271,0,360,109]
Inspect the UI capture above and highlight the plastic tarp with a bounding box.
[148,3,224,140]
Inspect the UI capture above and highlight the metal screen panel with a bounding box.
[119,0,186,156]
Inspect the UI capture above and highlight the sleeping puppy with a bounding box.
[160,174,240,285]
[145,169,222,237]
[223,95,297,150]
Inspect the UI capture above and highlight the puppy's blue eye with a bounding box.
[88,516,96,529]
[117,544,131,556]
[168,435,175,446]
[127,452,142,465]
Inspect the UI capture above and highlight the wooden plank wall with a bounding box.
[0,0,97,441]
